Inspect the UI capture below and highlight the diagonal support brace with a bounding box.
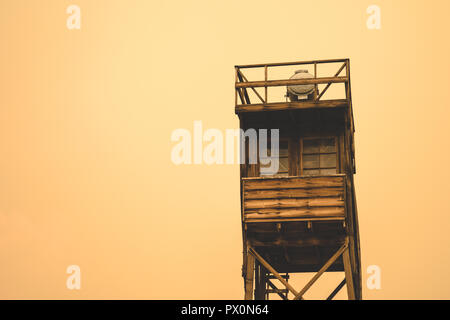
[248,246,302,299]
[293,239,348,300]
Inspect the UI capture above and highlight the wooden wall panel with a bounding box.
[242,175,346,221]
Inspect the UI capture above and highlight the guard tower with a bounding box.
[235,59,361,300]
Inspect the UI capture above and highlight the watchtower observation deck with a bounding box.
[235,59,361,300]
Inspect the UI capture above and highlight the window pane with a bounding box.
[303,139,319,153]
[301,137,339,176]
[303,154,319,168]
[320,153,337,168]
[320,138,336,153]
[320,168,337,175]
[260,141,289,176]
[279,141,289,157]
[279,157,289,173]
[303,169,319,175]
[263,141,288,157]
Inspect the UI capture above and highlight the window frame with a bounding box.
[299,136,340,176]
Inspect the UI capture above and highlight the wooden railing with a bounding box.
[242,175,347,223]
[235,59,352,113]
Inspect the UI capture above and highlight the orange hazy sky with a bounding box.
[1,0,450,299]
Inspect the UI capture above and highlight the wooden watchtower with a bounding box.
[235,59,361,300]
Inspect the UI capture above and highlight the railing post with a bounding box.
[314,61,318,101]
[345,60,350,101]
[264,65,268,103]
[235,67,238,107]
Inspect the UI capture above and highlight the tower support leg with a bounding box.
[342,246,356,300]
[254,262,267,300]
[244,250,255,300]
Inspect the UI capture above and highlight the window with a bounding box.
[301,137,338,175]
[260,140,289,176]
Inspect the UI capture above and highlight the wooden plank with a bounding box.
[288,137,298,176]
[245,207,345,219]
[249,237,345,248]
[236,76,348,89]
[244,176,344,190]
[236,99,348,113]
[243,174,345,181]
[244,197,344,210]
[245,217,345,223]
[235,58,348,69]
[246,224,345,234]
[272,263,344,274]
[293,241,348,300]
[244,187,344,200]
[339,135,345,173]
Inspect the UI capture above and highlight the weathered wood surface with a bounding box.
[245,197,344,209]
[243,175,346,221]
[237,59,361,299]
[235,76,348,89]
[245,207,344,219]
[244,175,344,189]
[343,246,356,300]
[245,217,345,223]
[317,63,347,100]
[244,188,344,199]
[235,58,348,69]
[244,249,255,300]
[249,236,345,248]
[235,99,348,113]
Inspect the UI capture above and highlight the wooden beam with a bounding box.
[342,246,356,300]
[245,198,345,210]
[264,65,268,103]
[235,99,348,113]
[244,207,345,219]
[317,62,347,100]
[326,278,346,300]
[243,175,345,189]
[293,240,348,300]
[266,279,288,300]
[236,88,246,105]
[249,237,345,248]
[236,76,348,89]
[237,69,265,103]
[235,58,348,69]
[245,217,345,223]
[237,71,251,104]
[244,188,345,200]
[235,68,246,105]
[254,261,268,300]
[248,246,302,299]
[244,251,255,300]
